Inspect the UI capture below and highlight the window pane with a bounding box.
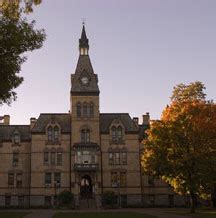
[77,104,81,117]
[120,172,126,187]
[109,152,113,165]
[57,152,62,165]
[48,127,53,141]
[51,152,55,165]
[16,173,22,188]
[14,134,20,144]
[114,151,120,165]
[111,172,118,187]
[45,173,52,185]
[44,151,49,164]
[54,173,61,187]
[8,173,14,186]
[111,127,116,141]
[83,105,87,117]
[121,151,127,165]
[13,152,19,164]
[117,127,123,140]
[54,126,59,141]
[90,105,94,117]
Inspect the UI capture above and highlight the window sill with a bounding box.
[46,140,61,145]
[110,140,125,145]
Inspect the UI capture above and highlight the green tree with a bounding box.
[0,0,45,105]
[142,82,216,213]
[57,190,74,206]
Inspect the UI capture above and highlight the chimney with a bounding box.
[142,112,150,125]
[0,115,10,125]
[133,117,139,126]
[30,117,37,129]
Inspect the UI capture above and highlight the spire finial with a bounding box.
[82,18,85,26]
[79,20,89,55]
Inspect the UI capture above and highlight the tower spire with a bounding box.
[79,23,89,55]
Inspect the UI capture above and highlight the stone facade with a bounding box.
[0,26,186,208]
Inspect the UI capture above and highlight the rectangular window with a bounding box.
[18,196,24,207]
[91,154,96,164]
[51,151,55,165]
[16,173,22,188]
[149,195,155,205]
[83,105,87,117]
[77,151,82,163]
[57,152,62,165]
[120,172,126,187]
[8,173,14,187]
[5,196,11,207]
[121,151,127,165]
[114,152,120,165]
[111,172,118,187]
[45,173,52,187]
[44,151,49,164]
[109,152,113,165]
[13,152,19,165]
[54,172,61,188]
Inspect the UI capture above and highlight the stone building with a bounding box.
[0,26,186,208]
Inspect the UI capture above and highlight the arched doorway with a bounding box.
[80,175,93,198]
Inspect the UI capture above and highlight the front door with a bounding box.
[80,175,92,198]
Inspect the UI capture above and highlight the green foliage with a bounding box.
[142,82,216,213]
[102,191,118,207]
[171,81,206,103]
[57,190,74,206]
[0,0,45,105]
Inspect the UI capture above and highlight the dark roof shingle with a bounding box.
[31,113,71,134]
[100,113,138,133]
[0,125,30,141]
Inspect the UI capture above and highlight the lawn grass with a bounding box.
[166,208,216,218]
[53,212,156,218]
[0,212,29,218]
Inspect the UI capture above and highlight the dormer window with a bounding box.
[54,126,59,141]
[48,127,53,141]
[47,125,60,143]
[117,126,123,140]
[111,126,123,142]
[81,128,90,143]
[13,132,20,145]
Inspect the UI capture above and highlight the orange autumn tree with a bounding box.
[142,81,216,213]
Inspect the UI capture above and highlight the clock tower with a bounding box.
[70,24,101,205]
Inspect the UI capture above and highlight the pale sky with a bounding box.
[1,0,216,124]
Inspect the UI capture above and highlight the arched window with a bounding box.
[54,126,59,141]
[108,148,114,165]
[44,149,49,164]
[111,127,117,141]
[83,104,88,118]
[57,148,63,165]
[47,126,53,141]
[89,104,94,117]
[117,126,123,140]
[13,133,20,144]
[81,128,90,143]
[77,103,81,117]
[121,148,127,165]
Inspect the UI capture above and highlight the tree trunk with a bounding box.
[190,192,196,213]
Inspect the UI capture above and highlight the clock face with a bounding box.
[81,76,89,85]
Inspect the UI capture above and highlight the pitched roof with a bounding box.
[0,125,30,141]
[71,55,99,94]
[79,25,89,49]
[100,113,139,133]
[31,113,71,134]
